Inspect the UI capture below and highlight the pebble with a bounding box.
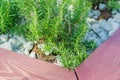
[29,52,36,58]
[23,42,33,50]
[0,42,12,51]
[99,3,106,10]
[0,34,8,43]
[92,10,101,17]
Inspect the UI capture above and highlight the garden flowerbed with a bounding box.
[0,0,120,69]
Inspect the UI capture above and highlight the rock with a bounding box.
[29,52,36,58]
[91,24,101,33]
[0,42,12,51]
[9,37,22,52]
[112,13,120,22]
[93,15,99,19]
[0,34,8,43]
[107,18,115,23]
[45,51,51,55]
[94,37,102,46]
[98,31,108,41]
[92,10,101,18]
[16,50,24,54]
[23,42,33,50]
[99,3,106,10]
[88,10,94,17]
[23,49,29,55]
[37,44,44,49]
[99,19,111,31]
[54,55,63,67]
[9,37,19,44]
[87,34,97,42]
[0,39,3,44]
[86,18,98,25]
[108,22,119,36]
[112,10,117,15]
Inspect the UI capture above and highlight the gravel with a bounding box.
[85,4,120,46]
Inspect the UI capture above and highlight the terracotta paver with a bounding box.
[76,29,120,80]
[0,48,76,80]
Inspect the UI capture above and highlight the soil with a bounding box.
[30,39,56,63]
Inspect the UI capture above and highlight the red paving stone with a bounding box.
[76,29,120,80]
[0,48,76,80]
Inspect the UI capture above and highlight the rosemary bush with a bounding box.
[0,0,91,69]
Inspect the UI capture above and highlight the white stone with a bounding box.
[87,35,96,42]
[0,39,3,44]
[44,51,51,55]
[98,31,108,41]
[23,49,29,55]
[86,18,96,23]
[113,13,120,22]
[112,10,117,15]
[88,10,94,17]
[16,50,24,54]
[92,10,101,17]
[107,18,115,23]
[108,22,119,36]
[0,34,8,42]
[23,42,33,50]
[9,37,18,44]
[91,24,101,33]
[99,19,111,31]
[86,18,98,25]
[37,44,44,49]
[99,3,106,10]
[93,15,99,19]
[29,52,36,58]
[0,42,12,51]
[54,55,63,67]
[94,37,102,46]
